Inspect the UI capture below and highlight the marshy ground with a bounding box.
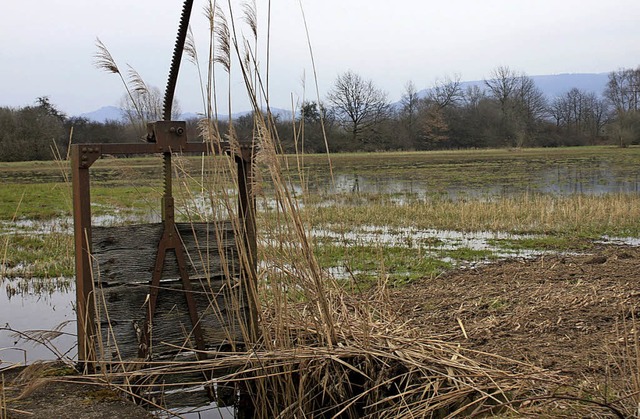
[2,244,638,417]
[2,146,640,417]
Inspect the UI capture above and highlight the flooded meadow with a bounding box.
[2,146,640,369]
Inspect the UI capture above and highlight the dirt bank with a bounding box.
[392,243,640,414]
[1,364,152,419]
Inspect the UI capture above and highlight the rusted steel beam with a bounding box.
[73,135,227,159]
[95,141,213,155]
[71,145,96,370]
[173,231,207,354]
[139,225,207,360]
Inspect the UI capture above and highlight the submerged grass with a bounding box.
[487,235,586,252]
[1,233,74,280]
[438,247,498,262]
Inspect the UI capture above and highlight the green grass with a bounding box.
[0,183,72,220]
[487,235,590,252]
[313,243,452,286]
[1,233,74,279]
[437,247,498,261]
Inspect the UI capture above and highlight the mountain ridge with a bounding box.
[78,106,294,124]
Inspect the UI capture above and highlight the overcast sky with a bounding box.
[2,0,639,116]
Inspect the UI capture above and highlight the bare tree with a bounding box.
[327,71,389,143]
[427,74,463,110]
[550,88,609,142]
[400,81,420,128]
[120,86,181,136]
[398,81,421,146]
[462,85,486,111]
[604,67,640,146]
[485,66,519,107]
[121,86,181,123]
[484,66,547,146]
[605,68,640,113]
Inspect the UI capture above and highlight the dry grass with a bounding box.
[610,312,640,418]
[302,192,640,237]
[1,373,6,419]
[90,286,560,417]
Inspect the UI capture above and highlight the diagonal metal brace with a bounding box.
[139,224,206,360]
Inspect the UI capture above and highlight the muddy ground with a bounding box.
[2,244,639,417]
[392,243,640,415]
[1,364,153,419]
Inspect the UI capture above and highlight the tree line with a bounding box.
[289,65,640,153]
[2,66,640,161]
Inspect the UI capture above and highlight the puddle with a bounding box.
[306,161,640,199]
[156,393,236,419]
[598,236,640,246]
[0,280,76,368]
[0,218,73,235]
[0,212,160,236]
[313,226,540,254]
[93,212,160,226]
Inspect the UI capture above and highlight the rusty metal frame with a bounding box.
[72,122,256,370]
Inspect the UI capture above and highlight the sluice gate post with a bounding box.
[71,130,257,371]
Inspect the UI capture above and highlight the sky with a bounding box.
[2,0,640,117]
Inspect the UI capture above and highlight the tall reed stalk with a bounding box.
[101,3,560,417]
[72,3,600,418]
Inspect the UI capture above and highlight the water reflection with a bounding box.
[306,163,640,199]
[0,280,76,367]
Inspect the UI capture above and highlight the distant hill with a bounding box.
[77,106,293,123]
[414,73,610,102]
[79,106,125,123]
[529,73,609,98]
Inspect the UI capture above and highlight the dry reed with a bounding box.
[608,310,640,417]
[82,4,566,417]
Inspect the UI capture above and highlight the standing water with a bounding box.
[0,280,76,367]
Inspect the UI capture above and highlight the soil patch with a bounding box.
[392,244,640,408]
[1,364,152,419]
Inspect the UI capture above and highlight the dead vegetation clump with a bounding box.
[391,245,640,417]
[94,284,561,418]
[226,289,559,418]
